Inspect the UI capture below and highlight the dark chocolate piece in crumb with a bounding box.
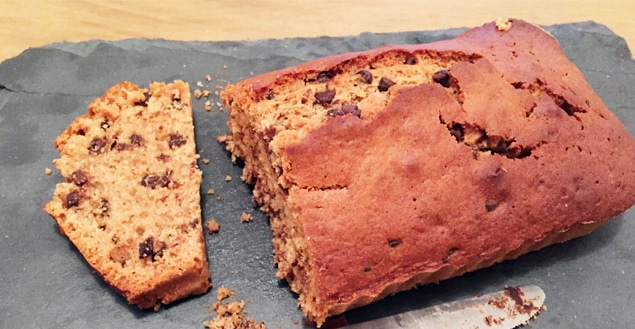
[139,237,154,259]
[404,54,418,65]
[327,108,345,117]
[88,137,107,154]
[65,190,82,208]
[71,170,89,186]
[141,172,172,189]
[100,199,110,215]
[327,104,361,118]
[169,133,187,149]
[112,141,134,152]
[432,70,451,88]
[357,70,373,84]
[378,77,395,92]
[130,134,144,146]
[341,104,361,117]
[315,89,336,106]
[317,70,337,83]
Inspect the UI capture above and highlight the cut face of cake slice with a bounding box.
[44,80,211,310]
[220,19,635,326]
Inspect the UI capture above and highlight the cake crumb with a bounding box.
[206,219,220,234]
[45,167,52,175]
[207,188,215,195]
[197,81,204,88]
[205,74,212,82]
[202,90,212,98]
[495,17,512,31]
[225,175,232,182]
[194,89,203,99]
[205,100,212,111]
[240,212,253,223]
[202,158,210,164]
[204,286,267,329]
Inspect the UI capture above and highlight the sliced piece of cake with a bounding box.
[220,19,635,326]
[44,80,211,310]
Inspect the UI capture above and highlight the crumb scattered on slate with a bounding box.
[206,219,220,234]
[203,286,267,329]
[240,212,253,223]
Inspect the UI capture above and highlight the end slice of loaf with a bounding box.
[221,19,635,326]
[44,80,211,310]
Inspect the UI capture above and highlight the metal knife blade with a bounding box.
[340,285,545,329]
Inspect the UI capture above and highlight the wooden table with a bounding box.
[1,0,633,63]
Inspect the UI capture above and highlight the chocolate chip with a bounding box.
[111,141,134,151]
[341,104,361,117]
[65,190,82,208]
[157,153,170,162]
[316,70,337,83]
[378,77,395,92]
[266,91,275,100]
[432,70,451,88]
[387,238,402,248]
[327,104,361,118]
[100,199,110,215]
[100,120,110,130]
[189,219,199,229]
[315,89,336,106]
[404,54,418,65]
[357,70,373,84]
[449,123,464,141]
[71,170,89,186]
[88,138,107,154]
[77,129,86,136]
[485,199,499,212]
[138,237,167,261]
[141,172,171,189]
[168,133,187,149]
[326,108,345,117]
[138,237,154,259]
[130,134,144,146]
[134,92,151,107]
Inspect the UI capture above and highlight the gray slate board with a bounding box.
[1,21,634,328]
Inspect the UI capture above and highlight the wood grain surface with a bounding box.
[1,0,633,62]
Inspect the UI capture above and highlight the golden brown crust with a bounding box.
[221,19,635,326]
[44,81,211,310]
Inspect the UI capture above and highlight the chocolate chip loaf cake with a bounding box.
[220,19,635,326]
[44,81,211,310]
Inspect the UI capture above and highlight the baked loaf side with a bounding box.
[221,19,635,326]
[44,81,211,310]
